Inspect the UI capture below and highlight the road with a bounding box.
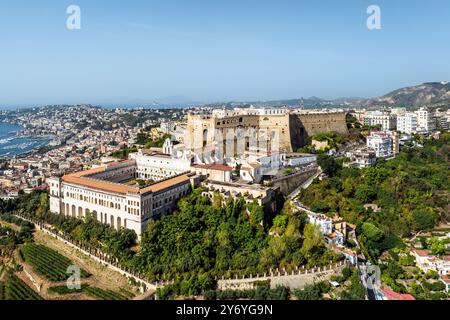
[290,193,380,300]
[353,237,380,300]
[286,164,381,300]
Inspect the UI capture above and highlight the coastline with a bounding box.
[0,122,54,159]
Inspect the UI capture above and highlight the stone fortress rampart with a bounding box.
[186,109,349,154]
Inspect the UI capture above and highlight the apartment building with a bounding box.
[416,107,436,132]
[397,112,418,134]
[366,131,393,158]
[364,111,397,130]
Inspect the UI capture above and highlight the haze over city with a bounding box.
[1,0,450,106]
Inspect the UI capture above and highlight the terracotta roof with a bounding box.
[249,163,261,169]
[192,164,232,171]
[66,166,106,178]
[62,175,138,195]
[140,174,191,193]
[412,249,429,257]
[62,166,190,195]
[441,275,450,284]
[380,287,415,301]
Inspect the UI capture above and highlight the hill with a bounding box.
[353,82,450,108]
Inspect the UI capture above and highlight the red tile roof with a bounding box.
[380,287,415,301]
[412,249,429,257]
[63,166,190,195]
[441,275,450,284]
[192,164,232,171]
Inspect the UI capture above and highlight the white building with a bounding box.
[48,161,193,238]
[191,164,232,183]
[159,121,177,133]
[397,112,418,134]
[245,151,284,176]
[412,249,450,276]
[364,111,397,130]
[344,148,376,168]
[416,107,435,132]
[307,212,333,235]
[283,154,317,167]
[130,140,193,181]
[367,131,393,158]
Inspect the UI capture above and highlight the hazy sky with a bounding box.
[1,0,449,106]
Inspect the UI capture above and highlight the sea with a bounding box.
[0,123,51,158]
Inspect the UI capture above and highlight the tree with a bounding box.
[422,281,445,292]
[248,202,264,226]
[361,222,383,242]
[317,154,341,177]
[272,215,288,231]
[413,209,438,231]
[428,238,447,256]
[342,267,353,281]
[294,283,321,300]
[234,164,242,176]
[301,224,324,259]
[355,184,377,203]
[340,270,366,300]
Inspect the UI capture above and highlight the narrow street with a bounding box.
[288,174,380,301]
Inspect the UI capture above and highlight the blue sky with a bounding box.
[0,0,449,106]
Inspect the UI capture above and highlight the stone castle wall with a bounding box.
[289,112,349,150]
[186,111,349,155]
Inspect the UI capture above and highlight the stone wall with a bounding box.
[218,261,347,291]
[271,169,318,195]
[289,112,349,150]
[186,112,349,155]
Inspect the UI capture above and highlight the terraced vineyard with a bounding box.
[48,284,88,295]
[2,274,43,300]
[84,286,128,300]
[21,244,91,281]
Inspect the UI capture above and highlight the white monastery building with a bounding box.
[48,158,193,238]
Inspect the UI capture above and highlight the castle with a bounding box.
[48,107,348,238]
[185,108,348,162]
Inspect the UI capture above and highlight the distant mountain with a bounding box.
[353,82,450,108]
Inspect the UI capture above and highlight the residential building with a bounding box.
[364,111,397,130]
[307,212,333,235]
[344,148,376,168]
[160,121,177,133]
[440,275,450,292]
[416,107,435,132]
[397,112,418,134]
[411,249,450,276]
[366,131,393,158]
[378,287,415,300]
